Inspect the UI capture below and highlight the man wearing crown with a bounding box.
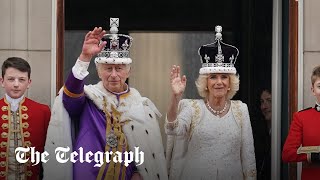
[44,18,167,180]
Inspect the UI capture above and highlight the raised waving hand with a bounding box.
[170,65,187,99]
[79,27,107,62]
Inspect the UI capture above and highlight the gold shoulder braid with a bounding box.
[97,97,128,180]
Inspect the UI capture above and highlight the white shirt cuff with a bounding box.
[72,58,90,80]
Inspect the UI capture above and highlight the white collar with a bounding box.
[5,94,24,111]
[316,101,320,112]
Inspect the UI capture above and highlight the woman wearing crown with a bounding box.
[165,26,256,180]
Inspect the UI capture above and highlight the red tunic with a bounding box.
[0,97,50,180]
[282,107,320,180]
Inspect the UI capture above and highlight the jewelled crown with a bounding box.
[198,26,239,74]
[95,18,133,64]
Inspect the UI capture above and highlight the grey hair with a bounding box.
[195,74,240,99]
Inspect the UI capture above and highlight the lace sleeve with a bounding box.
[164,99,193,137]
[241,103,257,180]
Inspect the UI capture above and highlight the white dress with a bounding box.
[165,99,256,180]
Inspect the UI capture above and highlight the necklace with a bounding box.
[206,100,228,115]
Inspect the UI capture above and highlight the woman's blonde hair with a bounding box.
[195,74,240,99]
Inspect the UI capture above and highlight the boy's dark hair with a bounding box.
[2,57,31,78]
[311,65,320,85]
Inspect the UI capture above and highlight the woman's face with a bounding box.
[312,77,320,104]
[207,73,230,99]
[260,90,272,121]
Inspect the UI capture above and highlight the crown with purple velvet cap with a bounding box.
[95,18,133,65]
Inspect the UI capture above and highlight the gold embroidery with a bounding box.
[23,131,30,138]
[22,122,29,129]
[24,141,31,147]
[0,171,6,177]
[231,100,242,128]
[1,115,8,121]
[21,106,28,111]
[21,114,29,120]
[166,120,179,129]
[1,132,7,139]
[189,100,201,140]
[98,97,127,180]
[244,169,257,177]
[0,142,7,148]
[0,152,6,158]
[0,161,5,167]
[1,123,8,130]
[1,106,8,111]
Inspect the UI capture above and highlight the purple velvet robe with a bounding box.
[62,73,136,180]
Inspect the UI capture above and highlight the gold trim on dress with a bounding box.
[1,106,7,112]
[165,120,179,129]
[231,100,242,128]
[244,169,257,178]
[63,85,84,98]
[189,100,201,140]
[297,146,320,154]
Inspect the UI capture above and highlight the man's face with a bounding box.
[1,67,31,99]
[312,77,320,104]
[260,90,272,121]
[97,64,130,93]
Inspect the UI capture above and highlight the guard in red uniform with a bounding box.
[0,57,50,179]
[282,65,320,180]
